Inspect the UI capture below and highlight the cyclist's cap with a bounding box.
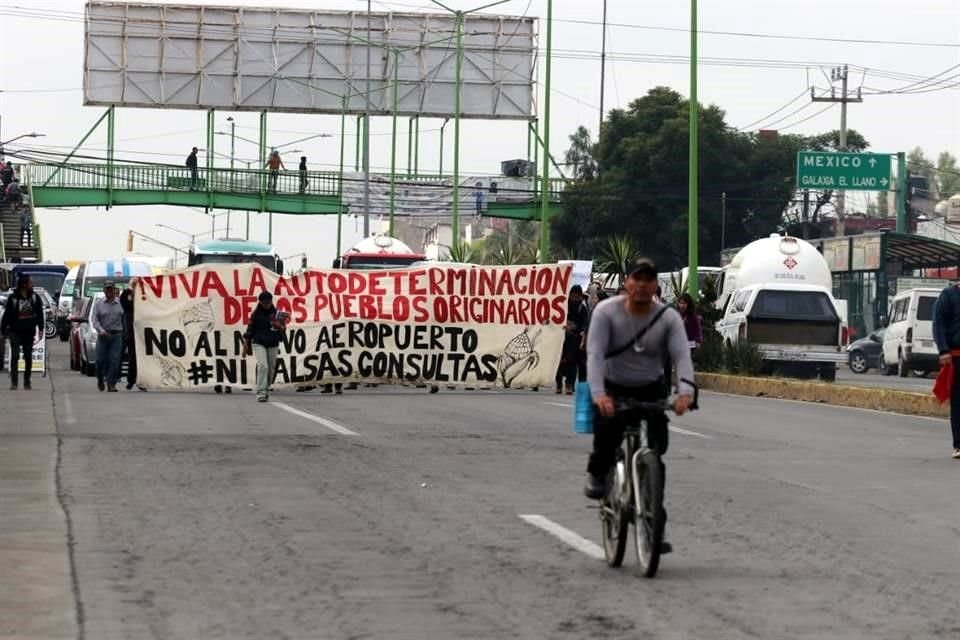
[627,259,658,280]
[258,291,273,302]
[103,281,117,290]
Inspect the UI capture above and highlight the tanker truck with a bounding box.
[716,234,847,382]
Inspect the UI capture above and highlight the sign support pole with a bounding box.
[896,152,907,233]
[338,95,349,257]
[538,0,552,263]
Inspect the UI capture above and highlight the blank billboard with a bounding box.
[83,2,536,119]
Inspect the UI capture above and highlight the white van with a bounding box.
[880,287,941,377]
[717,283,846,381]
[57,259,152,318]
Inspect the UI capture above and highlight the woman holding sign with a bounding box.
[243,291,288,402]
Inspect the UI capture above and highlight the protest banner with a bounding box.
[134,263,571,391]
[558,260,594,291]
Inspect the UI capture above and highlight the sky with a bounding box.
[1,0,958,266]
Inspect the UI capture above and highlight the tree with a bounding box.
[444,241,476,263]
[553,87,859,268]
[908,147,936,187]
[877,190,890,217]
[597,235,640,288]
[564,126,597,181]
[937,151,960,198]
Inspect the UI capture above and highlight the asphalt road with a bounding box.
[835,366,936,393]
[37,343,960,639]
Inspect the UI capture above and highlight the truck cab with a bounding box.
[340,235,426,270]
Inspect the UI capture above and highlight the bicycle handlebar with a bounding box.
[613,379,699,414]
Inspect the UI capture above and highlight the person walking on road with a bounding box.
[676,293,703,356]
[243,291,287,402]
[186,147,199,190]
[0,274,44,390]
[556,285,588,395]
[266,150,285,193]
[92,282,125,392]
[932,284,960,459]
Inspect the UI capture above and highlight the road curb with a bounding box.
[697,372,947,418]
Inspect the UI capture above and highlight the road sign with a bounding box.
[796,151,892,191]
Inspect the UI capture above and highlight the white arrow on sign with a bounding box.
[880,178,889,187]
[868,158,877,167]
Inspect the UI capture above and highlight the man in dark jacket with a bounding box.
[932,285,960,459]
[0,275,44,390]
[243,291,286,402]
[119,284,140,390]
[186,147,199,189]
[556,285,589,395]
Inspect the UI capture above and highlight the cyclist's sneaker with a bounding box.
[660,541,673,555]
[953,449,960,459]
[583,473,605,499]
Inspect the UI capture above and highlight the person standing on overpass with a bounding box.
[185,147,199,190]
[932,285,960,459]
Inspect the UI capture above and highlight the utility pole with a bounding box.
[811,65,862,236]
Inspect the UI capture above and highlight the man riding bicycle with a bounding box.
[583,259,695,545]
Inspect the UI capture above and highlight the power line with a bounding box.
[736,88,809,132]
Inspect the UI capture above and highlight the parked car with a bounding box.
[881,287,940,378]
[77,294,104,377]
[68,297,93,372]
[846,328,886,374]
[34,287,60,340]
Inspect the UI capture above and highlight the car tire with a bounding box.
[85,362,96,377]
[848,351,869,374]
[820,366,837,383]
[913,370,929,379]
[897,352,910,378]
[879,353,895,376]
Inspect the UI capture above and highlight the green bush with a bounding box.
[723,339,766,376]
[694,330,724,372]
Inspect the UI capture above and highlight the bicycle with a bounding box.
[599,380,699,578]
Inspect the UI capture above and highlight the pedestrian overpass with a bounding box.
[25,162,564,221]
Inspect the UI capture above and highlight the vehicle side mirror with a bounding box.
[869,333,881,343]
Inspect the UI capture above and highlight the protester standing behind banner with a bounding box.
[119,284,141,391]
[243,291,287,402]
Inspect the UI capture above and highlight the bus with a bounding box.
[188,238,283,274]
[57,258,153,318]
[0,263,69,300]
[339,235,426,270]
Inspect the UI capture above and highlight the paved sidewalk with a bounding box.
[0,370,77,640]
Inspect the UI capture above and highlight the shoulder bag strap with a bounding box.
[604,306,670,360]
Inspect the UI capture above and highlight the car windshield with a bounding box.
[195,254,277,270]
[752,290,838,320]
[26,273,65,299]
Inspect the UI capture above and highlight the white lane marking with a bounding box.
[62,392,76,424]
[542,402,712,438]
[273,402,359,436]
[518,514,604,560]
[669,425,712,439]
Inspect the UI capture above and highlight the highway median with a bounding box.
[697,372,946,418]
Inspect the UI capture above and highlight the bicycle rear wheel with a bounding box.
[600,465,628,567]
[633,451,665,578]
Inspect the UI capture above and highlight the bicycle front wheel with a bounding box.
[633,452,665,578]
[601,468,628,567]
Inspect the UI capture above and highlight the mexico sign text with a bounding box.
[796,151,892,191]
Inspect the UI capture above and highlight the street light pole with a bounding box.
[687,0,699,298]
[362,0,372,238]
[227,116,235,238]
[439,118,449,176]
[721,191,726,251]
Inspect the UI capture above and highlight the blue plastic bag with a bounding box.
[573,381,594,434]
